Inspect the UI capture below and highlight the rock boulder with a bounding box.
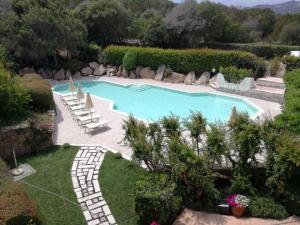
[65,70,71,79]
[54,68,65,80]
[130,70,137,79]
[135,66,143,78]
[184,71,195,85]
[154,65,166,81]
[20,67,36,75]
[73,71,81,79]
[164,72,185,83]
[196,72,210,85]
[94,64,106,76]
[89,61,98,70]
[81,66,93,76]
[122,68,129,78]
[117,65,123,77]
[140,67,155,79]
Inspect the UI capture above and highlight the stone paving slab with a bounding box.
[71,146,117,225]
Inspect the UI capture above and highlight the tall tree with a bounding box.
[79,0,130,45]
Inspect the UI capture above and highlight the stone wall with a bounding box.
[0,113,55,160]
[216,73,256,91]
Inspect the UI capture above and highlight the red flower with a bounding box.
[227,194,238,207]
[151,221,160,225]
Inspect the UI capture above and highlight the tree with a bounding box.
[279,22,300,45]
[0,0,87,67]
[131,9,166,46]
[79,0,130,45]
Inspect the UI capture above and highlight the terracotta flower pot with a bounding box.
[231,207,246,217]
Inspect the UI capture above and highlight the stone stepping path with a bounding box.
[71,146,117,225]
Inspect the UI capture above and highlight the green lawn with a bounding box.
[99,152,147,225]
[19,146,86,225]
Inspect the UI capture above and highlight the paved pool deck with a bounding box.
[52,76,282,159]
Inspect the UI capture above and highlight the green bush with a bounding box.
[229,176,255,195]
[104,45,266,78]
[199,42,300,59]
[249,197,289,219]
[21,74,54,112]
[135,174,182,225]
[0,64,31,126]
[282,56,300,72]
[220,66,252,83]
[123,51,137,71]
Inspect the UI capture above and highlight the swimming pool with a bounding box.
[53,81,260,122]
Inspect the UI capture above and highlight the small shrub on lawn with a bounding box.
[282,56,300,72]
[105,45,266,78]
[123,51,137,71]
[220,66,252,83]
[63,143,71,149]
[0,159,39,225]
[21,74,54,112]
[249,197,289,219]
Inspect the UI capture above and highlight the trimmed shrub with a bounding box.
[104,45,266,78]
[199,42,300,59]
[135,174,182,225]
[21,74,54,112]
[123,51,137,71]
[220,66,252,83]
[282,56,300,72]
[249,197,289,219]
[0,64,31,126]
[275,69,300,134]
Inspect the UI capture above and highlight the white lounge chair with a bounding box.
[77,114,102,126]
[66,100,85,107]
[62,95,78,102]
[69,105,85,112]
[84,119,109,133]
[72,109,96,119]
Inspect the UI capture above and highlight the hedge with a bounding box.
[21,74,54,112]
[199,42,300,59]
[282,56,300,72]
[275,69,300,134]
[104,45,267,78]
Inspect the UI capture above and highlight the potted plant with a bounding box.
[227,194,250,217]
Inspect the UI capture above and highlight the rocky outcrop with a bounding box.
[154,65,166,81]
[196,72,210,85]
[164,72,185,83]
[89,61,98,70]
[65,70,71,79]
[81,66,93,76]
[54,68,65,80]
[140,67,156,79]
[73,71,81,79]
[184,71,195,85]
[106,65,117,76]
[94,64,106,76]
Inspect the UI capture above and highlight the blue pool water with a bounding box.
[53,81,259,122]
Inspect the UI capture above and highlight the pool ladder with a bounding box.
[128,84,152,92]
